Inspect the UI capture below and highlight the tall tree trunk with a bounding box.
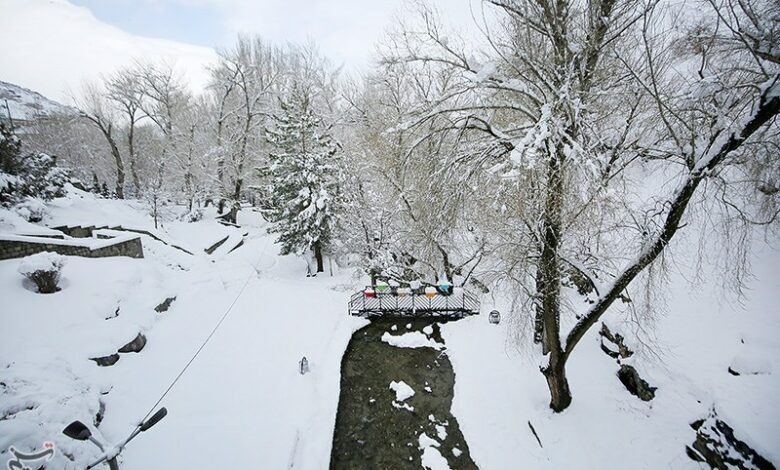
[313,240,324,273]
[228,203,239,224]
[225,175,243,224]
[538,144,571,412]
[544,77,780,413]
[104,130,125,199]
[543,356,571,412]
[185,125,195,211]
[128,122,140,196]
[90,120,125,199]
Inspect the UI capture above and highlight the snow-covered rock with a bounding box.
[389,380,415,402]
[381,331,444,350]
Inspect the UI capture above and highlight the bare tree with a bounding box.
[389,0,779,411]
[75,83,126,199]
[106,66,146,196]
[209,36,285,223]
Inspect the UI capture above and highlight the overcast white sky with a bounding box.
[70,0,480,68]
[0,0,484,102]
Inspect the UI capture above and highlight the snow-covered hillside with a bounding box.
[0,190,367,469]
[0,0,217,102]
[443,240,780,469]
[0,80,77,123]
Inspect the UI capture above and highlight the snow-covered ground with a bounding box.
[1,189,778,469]
[443,239,780,469]
[1,191,367,469]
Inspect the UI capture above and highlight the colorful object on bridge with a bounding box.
[349,285,480,318]
[424,286,437,299]
[375,281,390,294]
[438,281,453,295]
[489,310,501,324]
[397,287,411,297]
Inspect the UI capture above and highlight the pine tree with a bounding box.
[0,124,23,176]
[266,86,342,275]
[1,124,68,206]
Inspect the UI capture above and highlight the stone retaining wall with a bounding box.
[0,236,144,260]
[53,225,193,255]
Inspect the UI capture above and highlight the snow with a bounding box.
[441,240,780,469]
[17,251,65,275]
[729,354,772,376]
[381,331,444,350]
[0,207,61,236]
[0,0,217,102]
[418,432,450,470]
[0,80,76,122]
[392,401,415,412]
[389,380,415,402]
[390,380,415,412]
[0,192,367,469]
[435,424,447,440]
[2,187,778,469]
[418,432,439,449]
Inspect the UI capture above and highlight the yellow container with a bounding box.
[424,286,437,299]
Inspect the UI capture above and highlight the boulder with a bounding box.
[118,333,147,353]
[154,297,176,313]
[687,410,775,469]
[617,364,656,401]
[90,354,119,367]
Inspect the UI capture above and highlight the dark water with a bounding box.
[330,319,478,470]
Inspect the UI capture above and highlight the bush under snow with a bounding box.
[18,252,66,293]
[13,197,48,222]
[179,206,203,223]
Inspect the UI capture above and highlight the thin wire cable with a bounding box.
[136,252,263,426]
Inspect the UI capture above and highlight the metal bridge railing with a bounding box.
[348,286,480,318]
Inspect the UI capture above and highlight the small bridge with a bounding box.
[348,285,480,319]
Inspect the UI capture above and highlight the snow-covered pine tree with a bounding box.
[266,85,342,275]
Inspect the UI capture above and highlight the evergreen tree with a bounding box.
[266,86,342,275]
[0,124,23,176]
[0,124,68,206]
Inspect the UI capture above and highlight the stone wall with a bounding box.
[0,236,144,261]
[53,225,193,255]
[52,225,97,238]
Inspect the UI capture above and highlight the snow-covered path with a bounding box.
[100,228,366,469]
